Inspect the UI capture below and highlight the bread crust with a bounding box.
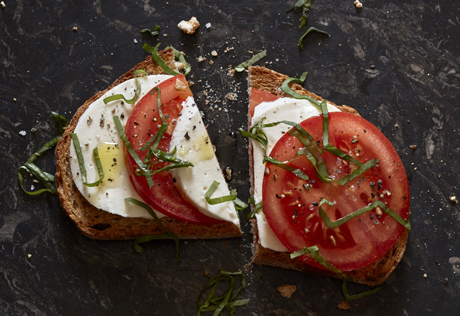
[55,50,241,240]
[247,66,408,286]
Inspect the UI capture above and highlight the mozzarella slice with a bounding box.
[70,75,172,219]
[169,97,239,226]
[251,98,341,251]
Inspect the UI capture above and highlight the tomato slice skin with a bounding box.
[249,88,279,118]
[125,75,222,225]
[262,112,410,271]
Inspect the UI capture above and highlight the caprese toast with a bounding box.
[246,66,410,286]
[55,49,241,241]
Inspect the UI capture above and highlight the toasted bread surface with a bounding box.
[55,49,241,240]
[247,66,408,286]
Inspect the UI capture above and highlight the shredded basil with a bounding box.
[205,181,237,204]
[143,43,180,76]
[320,100,363,166]
[197,270,249,315]
[247,201,263,220]
[18,112,69,195]
[149,86,166,124]
[140,123,168,151]
[145,147,194,175]
[263,156,309,180]
[70,133,104,187]
[286,0,312,28]
[51,112,69,135]
[140,25,160,36]
[298,27,329,49]
[280,73,323,112]
[113,115,155,188]
[103,69,148,105]
[290,245,349,280]
[319,199,411,230]
[125,197,181,261]
[165,46,191,75]
[342,281,381,302]
[235,50,267,72]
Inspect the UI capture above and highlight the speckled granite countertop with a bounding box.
[1,0,459,315]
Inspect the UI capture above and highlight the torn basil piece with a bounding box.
[342,281,381,302]
[280,73,323,111]
[235,50,267,72]
[319,199,411,230]
[247,201,263,220]
[298,27,329,49]
[263,156,309,181]
[197,270,249,315]
[143,43,179,76]
[70,133,104,187]
[113,115,154,188]
[140,25,160,36]
[125,197,181,261]
[205,181,237,204]
[51,112,69,135]
[103,69,148,105]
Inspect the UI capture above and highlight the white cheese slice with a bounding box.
[169,97,239,226]
[251,98,341,252]
[70,75,172,219]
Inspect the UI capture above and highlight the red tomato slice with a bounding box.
[124,74,222,225]
[262,112,410,271]
[249,88,279,118]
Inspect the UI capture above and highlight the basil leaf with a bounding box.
[298,27,329,49]
[319,199,411,230]
[103,69,148,105]
[18,112,68,196]
[126,197,181,261]
[342,281,381,302]
[140,123,168,151]
[235,50,267,72]
[263,156,309,180]
[204,181,237,204]
[113,115,155,188]
[70,133,104,187]
[247,201,263,220]
[51,112,69,135]
[140,25,160,36]
[143,43,179,76]
[280,73,323,111]
[197,270,249,316]
[165,46,191,75]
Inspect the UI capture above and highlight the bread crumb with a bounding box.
[205,22,211,28]
[178,17,200,35]
[197,56,207,62]
[449,196,458,203]
[211,50,218,57]
[175,78,187,91]
[354,0,363,8]
[209,60,214,65]
[1,1,5,8]
[410,145,417,150]
[188,80,195,87]
[276,284,296,298]
[27,254,32,258]
[338,300,351,310]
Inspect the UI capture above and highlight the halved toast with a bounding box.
[247,66,408,286]
[55,49,241,240]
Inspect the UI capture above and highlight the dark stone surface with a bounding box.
[1,0,459,315]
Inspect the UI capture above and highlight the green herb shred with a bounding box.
[140,25,160,36]
[298,27,328,49]
[70,133,104,187]
[247,201,263,220]
[204,181,247,210]
[235,50,267,72]
[319,199,411,230]
[125,197,181,261]
[113,115,155,188]
[166,46,192,75]
[287,0,312,29]
[103,69,148,105]
[143,43,181,76]
[342,281,381,303]
[18,112,69,195]
[197,270,249,315]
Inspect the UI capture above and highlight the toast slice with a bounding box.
[55,49,241,240]
[247,66,408,286]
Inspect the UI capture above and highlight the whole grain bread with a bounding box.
[247,66,408,286]
[55,49,241,240]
